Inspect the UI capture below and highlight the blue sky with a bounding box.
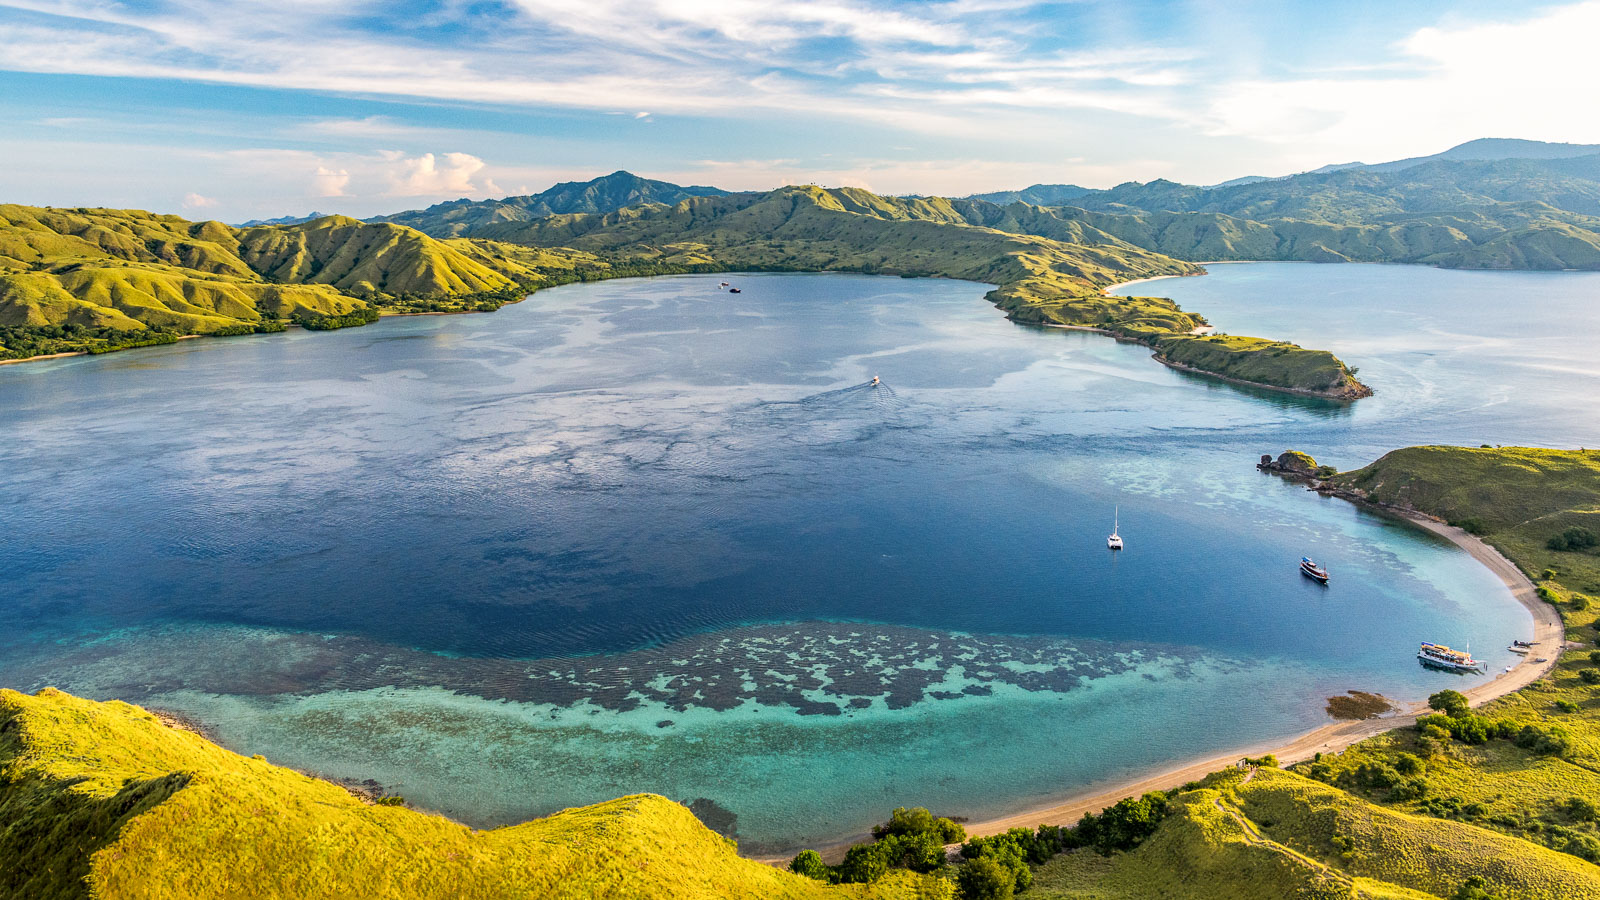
[0,0,1594,221]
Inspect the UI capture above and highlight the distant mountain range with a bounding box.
[962,184,1093,206]
[238,212,332,227]
[370,171,727,238]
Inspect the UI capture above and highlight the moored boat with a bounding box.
[1299,557,1328,583]
[1418,642,1486,673]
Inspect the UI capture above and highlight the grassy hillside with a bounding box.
[1328,447,1600,594]
[0,205,628,360]
[0,687,944,900]
[1031,768,1600,900]
[953,156,1600,271]
[477,185,1369,399]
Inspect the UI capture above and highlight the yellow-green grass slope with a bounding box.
[476,185,1370,400]
[1032,768,1600,900]
[0,206,615,359]
[0,688,946,900]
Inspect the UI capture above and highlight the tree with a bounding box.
[836,843,887,884]
[1428,689,1470,718]
[956,857,1014,900]
[788,850,830,882]
[873,806,966,844]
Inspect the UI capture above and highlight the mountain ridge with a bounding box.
[371,170,729,238]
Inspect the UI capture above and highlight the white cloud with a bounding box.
[380,151,491,196]
[181,191,218,208]
[1202,2,1600,164]
[313,165,350,197]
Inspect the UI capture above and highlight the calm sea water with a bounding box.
[2,264,1595,852]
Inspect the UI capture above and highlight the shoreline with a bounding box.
[763,501,1561,864]
[952,504,1562,841]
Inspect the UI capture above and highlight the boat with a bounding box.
[1107,507,1123,550]
[1507,644,1531,655]
[1299,557,1329,583]
[728,288,741,294]
[719,282,730,287]
[870,375,880,386]
[1418,642,1486,674]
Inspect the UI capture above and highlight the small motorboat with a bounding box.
[728,287,742,294]
[1512,639,1537,648]
[1107,507,1123,550]
[871,375,880,386]
[1507,644,1531,655]
[1300,557,1329,583]
[719,282,730,287]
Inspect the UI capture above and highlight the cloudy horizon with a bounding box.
[1,0,1595,220]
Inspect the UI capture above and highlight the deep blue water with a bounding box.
[3,265,1594,851]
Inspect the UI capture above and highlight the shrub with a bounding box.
[1562,797,1600,822]
[1580,669,1600,685]
[956,857,1014,900]
[1074,792,1170,855]
[1452,517,1488,535]
[1589,651,1600,666]
[958,831,1032,892]
[1515,723,1575,757]
[873,832,946,874]
[1428,690,1470,718]
[1394,753,1425,776]
[1556,700,1580,713]
[789,850,831,882]
[1573,595,1592,612]
[1549,527,1598,552]
[1242,754,1279,768]
[1454,874,1504,900]
[873,806,966,844]
[836,843,888,884]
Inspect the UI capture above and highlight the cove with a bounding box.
[2,267,1587,853]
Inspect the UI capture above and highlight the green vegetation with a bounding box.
[1328,446,1600,595]
[0,204,710,361]
[961,156,1600,272]
[0,687,944,900]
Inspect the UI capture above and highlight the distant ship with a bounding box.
[1418,642,1485,673]
[719,282,730,287]
[1299,557,1329,583]
[871,375,880,386]
[1107,507,1123,550]
[728,287,741,294]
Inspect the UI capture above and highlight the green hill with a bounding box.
[0,206,623,360]
[371,170,730,238]
[1032,767,1600,900]
[235,216,515,295]
[476,185,1369,399]
[1327,446,1600,594]
[0,687,943,900]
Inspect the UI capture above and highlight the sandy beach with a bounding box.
[766,509,1562,863]
[959,511,1561,840]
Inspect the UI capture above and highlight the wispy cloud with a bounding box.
[1,0,1597,217]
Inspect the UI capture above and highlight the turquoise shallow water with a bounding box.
[2,265,1591,852]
